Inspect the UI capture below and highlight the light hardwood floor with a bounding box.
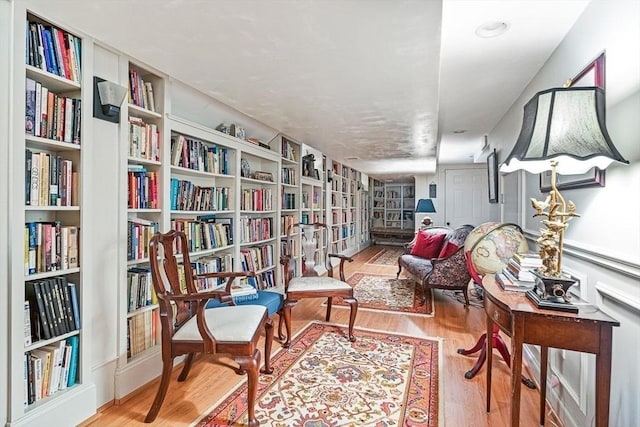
[81,245,560,427]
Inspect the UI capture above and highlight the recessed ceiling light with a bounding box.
[475,21,510,38]
[453,129,467,134]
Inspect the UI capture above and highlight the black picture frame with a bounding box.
[487,149,498,203]
[540,52,607,192]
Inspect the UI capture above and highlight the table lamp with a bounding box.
[500,86,628,306]
[416,199,436,227]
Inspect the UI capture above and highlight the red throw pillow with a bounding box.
[410,231,446,259]
[438,241,459,259]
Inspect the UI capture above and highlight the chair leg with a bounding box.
[462,287,470,307]
[282,299,296,348]
[261,318,274,374]
[277,312,285,341]
[344,297,358,342]
[325,297,333,321]
[177,352,196,381]
[237,350,261,427]
[144,357,174,423]
[396,263,402,278]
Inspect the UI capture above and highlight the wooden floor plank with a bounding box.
[81,245,561,427]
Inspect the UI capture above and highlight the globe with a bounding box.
[464,222,529,275]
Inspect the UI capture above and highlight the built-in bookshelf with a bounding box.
[8,9,95,426]
[330,160,359,255]
[359,179,370,246]
[371,180,415,230]
[239,147,279,289]
[119,61,164,371]
[270,135,301,279]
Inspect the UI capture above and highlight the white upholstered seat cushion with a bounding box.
[173,305,266,343]
[287,276,352,292]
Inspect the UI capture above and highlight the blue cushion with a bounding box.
[205,290,283,316]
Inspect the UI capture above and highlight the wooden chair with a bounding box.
[280,222,357,348]
[145,230,273,426]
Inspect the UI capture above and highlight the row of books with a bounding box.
[26,78,81,143]
[282,191,296,209]
[281,167,297,185]
[281,137,298,162]
[127,218,159,261]
[25,276,80,341]
[127,267,157,313]
[25,222,79,275]
[128,117,160,161]
[127,166,159,209]
[192,253,234,291]
[26,20,82,83]
[127,309,158,359]
[170,134,230,174]
[240,245,274,274]
[300,190,320,210]
[171,216,233,252]
[300,212,322,225]
[26,149,77,207]
[239,217,273,244]
[24,336,79,406]
[240,187,274,211]
[169,178,231,211]
[128,69,156,112]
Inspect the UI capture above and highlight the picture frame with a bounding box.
[487,148,498,203]
[540,52,606,192]
[313,168,320,180]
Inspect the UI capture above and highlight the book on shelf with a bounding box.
[495,271,535,293]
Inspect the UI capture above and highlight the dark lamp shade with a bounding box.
[500,87,628,174]
[415,199,436,213]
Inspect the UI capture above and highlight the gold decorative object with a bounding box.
[501,86,628,305]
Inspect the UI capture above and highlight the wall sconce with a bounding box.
[93,76,128,123]
[327,169,334,182]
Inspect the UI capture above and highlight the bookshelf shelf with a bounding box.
[8,8,95,425]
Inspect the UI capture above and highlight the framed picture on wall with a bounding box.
[540,52,606,192]
[487,149,498,203]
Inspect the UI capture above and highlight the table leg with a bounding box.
[595,326,613,427]
[510,317,524,427]
[486,311,493,413]
[540,346,548,425]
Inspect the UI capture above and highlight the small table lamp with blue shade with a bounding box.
[416,198,436,228]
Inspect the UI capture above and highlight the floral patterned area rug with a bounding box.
[193,322,442,427]
[330,272,434,316]
[366,247,405,266]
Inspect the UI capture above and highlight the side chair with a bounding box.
[280,222,358,348]
[145,230,274,426]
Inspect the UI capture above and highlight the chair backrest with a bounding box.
[282,222,332,282]
[148,230,198,333]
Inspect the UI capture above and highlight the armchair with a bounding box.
[397,225,474,306]
[145,230,273,426]
[280,223,358,348]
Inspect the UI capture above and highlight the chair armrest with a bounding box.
[193,271,257,303]
[328,253,354,281]
[426,249,470,287]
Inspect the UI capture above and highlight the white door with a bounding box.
[444,168,490,228]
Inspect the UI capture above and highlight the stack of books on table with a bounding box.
[496,252,542,292]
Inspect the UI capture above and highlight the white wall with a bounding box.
[490,1,640,425]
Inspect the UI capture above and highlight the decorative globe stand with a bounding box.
[458,222,536,389]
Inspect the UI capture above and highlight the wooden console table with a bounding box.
[482,275,619,427]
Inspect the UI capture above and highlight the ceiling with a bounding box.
[29,0,590,179]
